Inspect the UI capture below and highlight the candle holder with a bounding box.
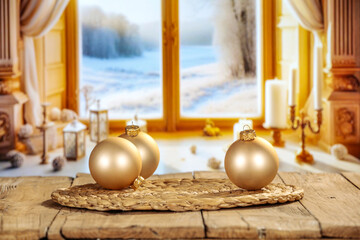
[37,103,54,164]
[262,124,285,147]
[270,128,285,147]
[289,105,322,164]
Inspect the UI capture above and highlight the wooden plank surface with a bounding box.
[1,171,360,239]
[195,171,321,239]
[48,172,205,239]
[47,173,95,240]
[342,172,360,189]
[0,176,72,240]
[279,172,360,238]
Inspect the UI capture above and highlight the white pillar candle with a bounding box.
[313,46,323,110]
[288,67,297,106]
[233,119,253,141]
[264,79,287,129]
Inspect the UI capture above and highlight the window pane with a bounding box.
[79,0,162,119]
[180,0,259,117]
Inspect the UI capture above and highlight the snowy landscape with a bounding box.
[80,46,258,119]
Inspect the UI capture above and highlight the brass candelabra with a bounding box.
[289,105,322,164]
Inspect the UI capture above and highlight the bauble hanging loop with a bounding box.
[225,126,279,190]
[119,124,160,179]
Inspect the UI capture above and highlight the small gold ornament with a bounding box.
[89,137,142,190]
[224,126,279,190]
[119,124,160,179]
[203,119,221,136]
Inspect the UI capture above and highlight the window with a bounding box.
[79,0,162,119]
[72,0,274,130]
[179,0,260,118]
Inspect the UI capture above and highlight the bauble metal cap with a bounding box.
[239,125,256,141]
[125,124,140,137]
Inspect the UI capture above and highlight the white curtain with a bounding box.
[285,0,324,113]
[285,0,323,31]
[20,0,69,126]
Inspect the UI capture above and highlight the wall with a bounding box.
[34,14,67,110]
[275,0,311,111]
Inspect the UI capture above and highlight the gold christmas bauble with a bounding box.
[89,137,142,190]
[119,125,160,179]
[224,128,279,190]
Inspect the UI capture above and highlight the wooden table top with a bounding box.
[0,171,359,239]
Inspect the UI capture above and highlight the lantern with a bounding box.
[63,120,86,160]
[89,100,108,143]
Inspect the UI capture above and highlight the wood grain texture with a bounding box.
[47,173,93,240]
[2,171,360,239]
[149,172,193,180]
[0,176,72,240]
[194,170,227,179]
[197,171,321,239]
[342,172,360,189]
[72,172,96,186]
[49,172,205,239]
[279,172,360,238]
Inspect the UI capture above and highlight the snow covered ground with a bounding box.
[80,45,259,119]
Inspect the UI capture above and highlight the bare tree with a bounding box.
[81,6,142,58]
[81,85,95,112]
[214,0,256,79]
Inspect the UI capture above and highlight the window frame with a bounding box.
[168,0,275,131]
[66,0,276,131]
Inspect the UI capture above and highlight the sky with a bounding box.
[79,0,214,25]
[79,0,161,24]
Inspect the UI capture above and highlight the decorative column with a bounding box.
[0,0,28,157]
[321,0,360,157]
[0,0,21,87]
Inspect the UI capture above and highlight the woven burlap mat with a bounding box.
[51,178,304,211]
